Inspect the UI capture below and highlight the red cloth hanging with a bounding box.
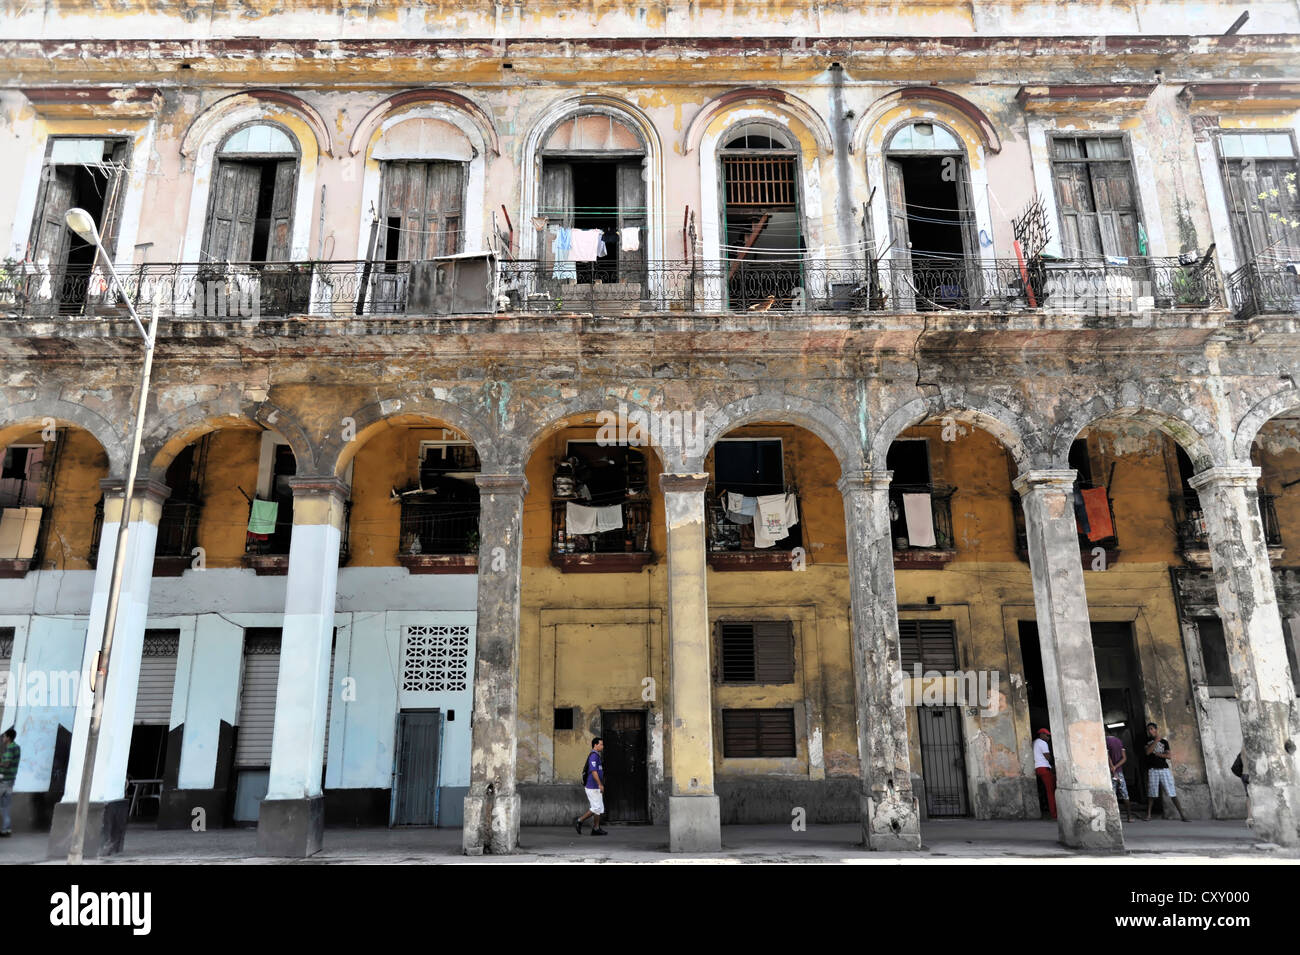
[1081,487,1114,542]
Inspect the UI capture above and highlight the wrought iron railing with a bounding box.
[888,484,955,551]
[399,500,480,556]
[243,498,351,561]
[0,255,1224,319]
[154,500,202,559]
[551,498,651,555]
[1171,491,1281,550]
[706,488,803,552]
[1225,260,1300,320]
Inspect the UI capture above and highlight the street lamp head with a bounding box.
[64,208,101,245]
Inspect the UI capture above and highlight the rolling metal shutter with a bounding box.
[235,629,282,767]
[323,639,336,769]
[134,630,180,724]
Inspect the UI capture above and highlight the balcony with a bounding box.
[0,256,1224,321]
[0,505,48,578]
[706,488,804,571]
[1171,491,1283,567]
[398,500,480,574]
[550,498,652,573]
[1013,485,1119,569]
[889,484,956,569]
[152,499,202,577]
[241,499,351,575]
[1226,260,1300,320]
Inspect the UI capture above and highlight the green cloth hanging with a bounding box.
[1137,223,1149,256]
[248,499,279,535]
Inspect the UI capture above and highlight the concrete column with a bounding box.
[838,469,921,850]
[1013,469,1123,849]
[661,472,721,852]
[463,473,527,855]
[1189,465,1300,846]
[256,476,347,857]
[49,479,169,859]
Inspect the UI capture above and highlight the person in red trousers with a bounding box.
[1033,727,1057,819]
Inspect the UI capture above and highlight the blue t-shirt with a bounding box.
[585,751,603,789]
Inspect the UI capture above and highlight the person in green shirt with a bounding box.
[0,729,19,835]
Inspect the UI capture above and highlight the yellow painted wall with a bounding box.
[39,428,107,570]
[194,429,261,568]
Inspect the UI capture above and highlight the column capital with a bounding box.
[659,472,710,494]
[1187,465,1261,491]
[1012,468,1078,496]
[474,473,529,499]
[99,478,171,507]
[286,475,351,502]
[837,469,892,495]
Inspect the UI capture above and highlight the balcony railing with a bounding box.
[399,500,480,556]
[706,488,803,552]
[889,484,955,556]
[154,500,202,559]
[1,255,1224,319]
[242,499,351,563]
[1226,260,1300,320]
[551,498,651,556]
[1171,491,1281,552]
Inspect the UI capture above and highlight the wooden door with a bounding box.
[885,158,914,309]
[391,709,442,827]
[600,710,648,823]
[1225,157,1300,260]
[30,167,76,267]
[266,160,296,262]
[377,161,465,261]
[202,161,261,262]
[616,161,646,285]
[540,161,573,267]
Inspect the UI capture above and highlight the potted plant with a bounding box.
[0,258,21,307]
[1171,267,1210,308]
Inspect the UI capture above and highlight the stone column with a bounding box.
[49,479,169,859]
[661,472,721,852]
[838,469,921,850]
[256,476,347,857]
[1013,469,1123,849]
[463,474,527,855]
[1189,465,1300,846]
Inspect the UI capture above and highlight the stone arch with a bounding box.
[323,395,495,477]
[0,399,126,474]
[1235,385,1300,463]
[514,392,671,471]
[519,95,665,262]
[1051,399,1219,473]
[347,90,500,159]
[180,91,333,161]
[684,88,834,157]
[852,87,1002,158]
[694,393,860,477]
[870,394,1034,472]
[142,399,317,481]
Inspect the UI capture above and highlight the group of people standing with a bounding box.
[1033,721,1190,822]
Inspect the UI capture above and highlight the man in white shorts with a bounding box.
[1144,722,1189,822]
[575,737,609,836]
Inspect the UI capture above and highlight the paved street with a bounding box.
[2,819,1290,864]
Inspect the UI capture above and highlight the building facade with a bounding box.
[2,1,1300,855]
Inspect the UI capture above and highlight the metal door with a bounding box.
[918,705,969,817]
[391,709,442,827]
[599,710,649,823]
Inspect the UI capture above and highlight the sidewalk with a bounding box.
[1,818,1289,864]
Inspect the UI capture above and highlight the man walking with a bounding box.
[574,737,609,836]
[1105,728,1136,822]
[1144,721,1189,821]
[1033,727,1056,820]
[0,728,19,836]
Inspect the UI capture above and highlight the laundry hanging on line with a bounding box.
[901,492,935,548]
[566,501,623,535]
[551,226,576,280]
[753,492,799,548]
[620,226,641,252]
[247,499,279,536]
[1081,487,1114,542]
[569,228,604,262]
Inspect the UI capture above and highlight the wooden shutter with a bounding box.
[1225,158,1300,260]
[718,620,794,684]
[616,161,646,278]
[541,162,573,265]
[1089,160,1140,257]
[722,709,796,758]
[97,140,131,258]
[897,619,958,671]
[719,621,756,682]
[1051,138,1140,258]
[265,160,296,262]
[29,167,76,265]
[378,161,465,261]
[203,161,261,262]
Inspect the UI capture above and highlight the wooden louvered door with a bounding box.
[1051,137,1141,259]
[615,161,646,288]
[885,157,915,310]
[1223,157,1300,262]
[203,162,262,263]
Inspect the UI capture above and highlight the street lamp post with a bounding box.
[63,207,159,864]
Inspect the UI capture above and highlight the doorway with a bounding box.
[599,709,649,823]
[391,709,443,827]
[917,705,970,817]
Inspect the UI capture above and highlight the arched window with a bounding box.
[201,122,299,263]
[882,120,977,308]
[538,111,647,289]
[718,121,803,309]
